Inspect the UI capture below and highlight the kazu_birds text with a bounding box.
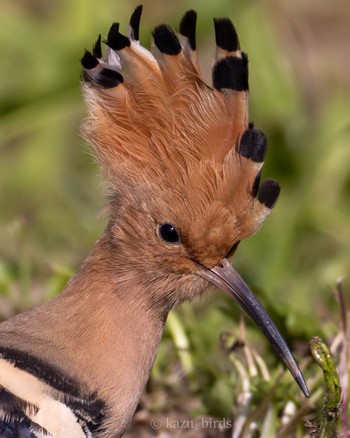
[0,5,309,438]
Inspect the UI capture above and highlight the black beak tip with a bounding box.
[296,374,310,398]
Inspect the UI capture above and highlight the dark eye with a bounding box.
[158,223,180,244]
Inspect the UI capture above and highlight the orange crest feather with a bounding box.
[81,5,280,248]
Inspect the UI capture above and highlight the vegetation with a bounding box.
[1,0,349,436]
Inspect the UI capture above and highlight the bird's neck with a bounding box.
[2,231,169,436]
[63,232,168,432]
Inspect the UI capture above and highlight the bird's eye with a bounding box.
[158,223,180,244]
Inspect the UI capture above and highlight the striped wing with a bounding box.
[0,348,105,438]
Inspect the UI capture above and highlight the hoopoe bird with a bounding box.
[0,5,309,438]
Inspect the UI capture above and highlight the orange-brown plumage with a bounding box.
[82,13,268,265]
[0,6,308,438]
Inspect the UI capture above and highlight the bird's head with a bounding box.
[81,6,309,397]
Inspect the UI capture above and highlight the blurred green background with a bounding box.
[0,0,349,425]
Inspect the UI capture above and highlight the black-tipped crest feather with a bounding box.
[81,50,98,70]
[153,24,181,55]
[251,171,261,197]
[99,68,123,88]
[106,23,130,50]
[129,5,143,40]
[93,34,102,59]
[258,180,281,208]
[239,128,268,162]
[213,54,248,91]
[179,10,197,51]
[214,18,240,52]
[87,68,123,88]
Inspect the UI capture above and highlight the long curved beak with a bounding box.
[198,258,309,398]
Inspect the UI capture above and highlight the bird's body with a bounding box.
[0,6,308,437]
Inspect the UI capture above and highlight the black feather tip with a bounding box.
[153,24,181,55]
[83,67,124,89]
[258,179,281,208]
[214,18,240,52]
[212,53,248,91]
[81,50,98,70]
[97,68,123,88]
[251,171,261,198]
[106,22,130,50]
[179,10,197,51]
[239,128,268,162]
[93,34,102,59]
[129,4,143,40]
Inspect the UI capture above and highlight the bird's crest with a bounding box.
[81,5,280,248]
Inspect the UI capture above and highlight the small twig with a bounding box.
[251,349,270,381]
[260,403,275,438]
[278,402,315,438]
[309,336,341,438]
[240,375,282,438]
[239,318,258,377]
[220,330,256,438]
[229,356,253,438]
